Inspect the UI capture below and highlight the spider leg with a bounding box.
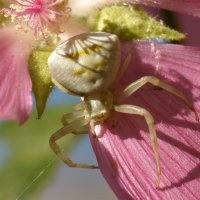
[89,119,98,137]
[114,51,133,84]
[49,117,98,169]
[74,101,85,111]
[115,104,161,188]
[62,109,85,126]
[115,76,199,121]
[62,104,88,135]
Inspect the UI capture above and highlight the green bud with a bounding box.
[0,3,6,26]
[28,50,54,119]
[87,4,185,41]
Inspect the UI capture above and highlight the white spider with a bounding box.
[48,32,198,187]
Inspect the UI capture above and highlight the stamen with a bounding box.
[0,0,71,38]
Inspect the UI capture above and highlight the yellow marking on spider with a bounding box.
[73,68,84,76]
[94,59,108,70]
[67,53,79,60]
[68,45,105,60]
[91,45,103,53]
[85,69,92,76]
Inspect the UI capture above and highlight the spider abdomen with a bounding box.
[48,32,120,96]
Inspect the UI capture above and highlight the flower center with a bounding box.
[0,0,71,39]
[30,3,42,12]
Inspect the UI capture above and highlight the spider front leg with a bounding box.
[115,76,199,121]
[49,115,98,169]
[115,104,161,188]
[62,109,85,126]
[61,111,86,135]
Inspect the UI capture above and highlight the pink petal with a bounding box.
[0,27,33,124]
[72,0,200,18]
[131,0,200,17]
[90,42,200,199]
[176,14,200,47]
[120,41,200,111]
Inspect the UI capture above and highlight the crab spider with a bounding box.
[48,32,198,187]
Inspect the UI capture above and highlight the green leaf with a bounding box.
[0,106,77,200]
[28,50,54,119]
[0,2,7,26]
[86,4,185,41]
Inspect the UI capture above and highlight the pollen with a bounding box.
[0,0,71,38]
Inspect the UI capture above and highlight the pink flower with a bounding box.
[69,0,200,18]
[0,27,33,124]
[89,41,200,199]
[131,0,200,17]
[0,0,71,123]
[1,0,71,37]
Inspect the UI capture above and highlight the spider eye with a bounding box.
[48,32,121,96]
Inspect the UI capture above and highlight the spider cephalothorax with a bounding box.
[48,32,198,187]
